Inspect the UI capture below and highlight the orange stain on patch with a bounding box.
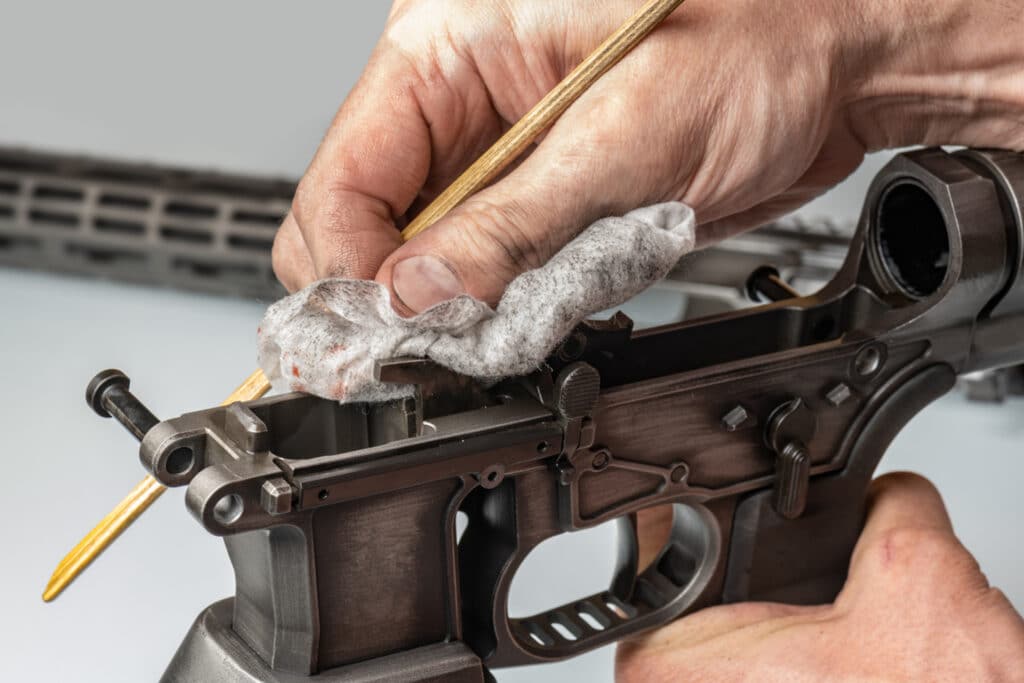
[330,381,346,400]
[291,364,300,378]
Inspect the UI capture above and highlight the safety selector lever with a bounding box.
[764,398,817,519]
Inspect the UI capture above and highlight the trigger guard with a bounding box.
[495,500,723,666]
[611,514,639,601]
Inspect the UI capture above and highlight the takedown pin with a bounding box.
[86,369,160,440]
[43,370,163,602]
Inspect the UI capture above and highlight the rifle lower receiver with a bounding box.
[91,148,1024,682]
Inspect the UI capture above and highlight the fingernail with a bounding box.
[392,254,466,313]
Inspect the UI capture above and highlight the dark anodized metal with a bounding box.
[88,148,1024,681]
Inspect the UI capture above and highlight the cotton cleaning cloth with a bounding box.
[257,202,695,402]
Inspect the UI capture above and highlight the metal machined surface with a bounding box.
[80,149,1024,680]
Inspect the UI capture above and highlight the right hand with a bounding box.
[620,473,1024,682]
[273,0,1024,312]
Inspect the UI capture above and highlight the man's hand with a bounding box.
[619,473,1024,682]
[273,0,1024,313]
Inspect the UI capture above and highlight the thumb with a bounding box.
[838,472,987,605]
[376,138,603,313]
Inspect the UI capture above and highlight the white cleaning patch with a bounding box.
[257,202,695,402]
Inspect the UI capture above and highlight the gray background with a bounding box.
[1,2,1020,681]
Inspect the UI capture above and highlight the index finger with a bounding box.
[289,46,427,280]
[290,20,509,282]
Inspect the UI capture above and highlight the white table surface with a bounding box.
[1,2,1020,681]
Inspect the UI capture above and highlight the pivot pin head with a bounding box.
[87,369,131,419]
[85,369,159,441]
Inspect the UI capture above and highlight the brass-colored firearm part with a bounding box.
[42,0,687,602]
[43,370,272,602]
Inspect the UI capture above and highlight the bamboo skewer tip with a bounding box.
[42,0,687,603]
[42,371,272,602]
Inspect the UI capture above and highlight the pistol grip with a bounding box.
[722,364,956,604]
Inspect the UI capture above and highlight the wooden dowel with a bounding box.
[43,370,272,601]
[401,0,687,240]
[43,0,687,602]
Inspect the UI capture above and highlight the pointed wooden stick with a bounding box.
[51,476,152,577]
[42,0,688,602]
[43,476,167,602]
[42,369,271,601]
[401,0,687,240]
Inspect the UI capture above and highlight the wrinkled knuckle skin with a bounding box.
[382,0,448,51]
[290,182,390,280]
[458,197,547,278]
[577,91,632,151]
[323,240,368,282]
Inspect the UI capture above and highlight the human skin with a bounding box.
[271,0,1024,312]
[271,1,1024,678]
[621,473,1024,682]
